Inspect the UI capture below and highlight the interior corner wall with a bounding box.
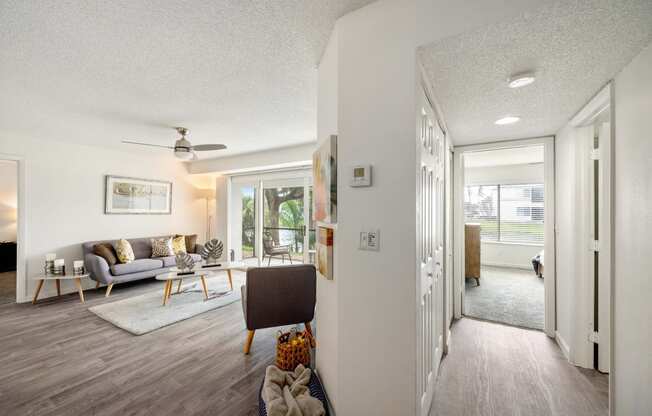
[0,160,18,242]
[612,41,652,415]
[329,0,420,414]
[315,24,339,409]
[0,137,205,302]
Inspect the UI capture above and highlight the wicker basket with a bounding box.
[276,330,314,371]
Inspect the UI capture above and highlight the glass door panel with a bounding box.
[262,184,305,265]
[230,182,258,266]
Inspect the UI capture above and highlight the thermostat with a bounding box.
[350,165,372,187]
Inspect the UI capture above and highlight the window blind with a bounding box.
[464,185,499,241]
[464,183,544,245]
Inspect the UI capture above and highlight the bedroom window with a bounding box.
[464,183,544,245]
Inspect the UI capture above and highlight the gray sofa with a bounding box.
[82,236,204,297]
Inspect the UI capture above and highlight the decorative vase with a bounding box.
[200,239,223,264]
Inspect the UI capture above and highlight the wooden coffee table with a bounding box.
[155,262,246,306]
[32,273,90,304]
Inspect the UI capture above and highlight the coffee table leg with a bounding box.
[227,269,233,291]
[55,279,61,296]
[73,278,85,303]
[32,279,44,304]
[162,281,171,306]
[200,276,209,301]
[176,278,183,294]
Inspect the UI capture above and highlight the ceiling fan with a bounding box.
[123,127,227,160]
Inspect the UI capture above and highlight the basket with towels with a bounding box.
[259,364,328,416]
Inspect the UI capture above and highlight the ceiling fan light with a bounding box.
[174,148,194,160]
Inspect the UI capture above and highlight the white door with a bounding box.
[417,88,445,416]
[597,122,611,373]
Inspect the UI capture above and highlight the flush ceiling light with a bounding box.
[495,116,521,125]
[508,72,536,88]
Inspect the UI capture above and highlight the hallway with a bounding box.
[430,318,608,416]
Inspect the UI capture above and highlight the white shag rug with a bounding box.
[89,273,244,335]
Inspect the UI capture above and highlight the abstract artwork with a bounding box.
[313,135,337,224]
[105,176,172,214]
[317,227,333,280]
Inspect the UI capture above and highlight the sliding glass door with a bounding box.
[230,170,313,266]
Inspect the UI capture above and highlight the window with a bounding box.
[464,185,499,241]
[464,183,544,245]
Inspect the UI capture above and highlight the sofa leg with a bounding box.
[105,283,114,297]
[95,281,101,289]
[244,330,255,354]
[475,277,480,286]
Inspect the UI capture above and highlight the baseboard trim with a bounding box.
[481,262,532,271]
[555,331,571,361]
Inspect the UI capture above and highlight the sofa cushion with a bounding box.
[114,239,135,264]
[111,259,163,276]
[172,235,187,254]
[130,238,154,259]
[160,253,202,268]
[93,243,118,266]
[151,237,174,257]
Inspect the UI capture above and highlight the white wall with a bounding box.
[0,160,17,242]
[0,137,206,302]
[466,163,544,269]
[612,42,652,415]
[315,23,339,409]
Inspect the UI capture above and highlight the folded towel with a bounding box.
[262,364,325,416]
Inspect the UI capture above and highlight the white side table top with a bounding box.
[32,273,90,280]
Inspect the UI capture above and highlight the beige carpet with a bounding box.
[464,266,544,330]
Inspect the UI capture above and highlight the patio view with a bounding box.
[239,185,315,265]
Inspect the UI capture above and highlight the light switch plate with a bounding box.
[359,229,380,251]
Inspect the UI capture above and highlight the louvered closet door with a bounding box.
[417,88,445,416]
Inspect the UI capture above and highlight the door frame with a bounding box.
[452,137,556,337]
[0,154,26,303]
[568,83,613,376]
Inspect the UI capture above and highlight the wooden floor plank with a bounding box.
[0,272,275,416]
[430,318,609,416]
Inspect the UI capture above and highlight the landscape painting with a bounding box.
[105,176,172,214]
[313,135,337,224]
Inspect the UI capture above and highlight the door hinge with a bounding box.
[589,331,600,344]
[590,149,600,160]
[591,240,600,252]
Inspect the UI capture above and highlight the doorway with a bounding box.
[454,138,556,337]
[461,146,546,330]
[229,170,314,267]
[0,160,18,304]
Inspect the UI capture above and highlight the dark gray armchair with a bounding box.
[241,264,316,354]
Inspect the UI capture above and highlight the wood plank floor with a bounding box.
[0,271,16,305]
[0,272,278,416]
[430,318,609,416]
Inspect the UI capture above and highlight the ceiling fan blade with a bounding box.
[122,140,174,149]
[191,144,227,151]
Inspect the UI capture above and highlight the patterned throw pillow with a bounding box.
[172,235,187,254]
[114,239,135,264]
[151,237,174,257]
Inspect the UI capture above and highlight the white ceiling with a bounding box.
[419,0,652,146]
[464,146,543,168]
[0,0,375,158]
